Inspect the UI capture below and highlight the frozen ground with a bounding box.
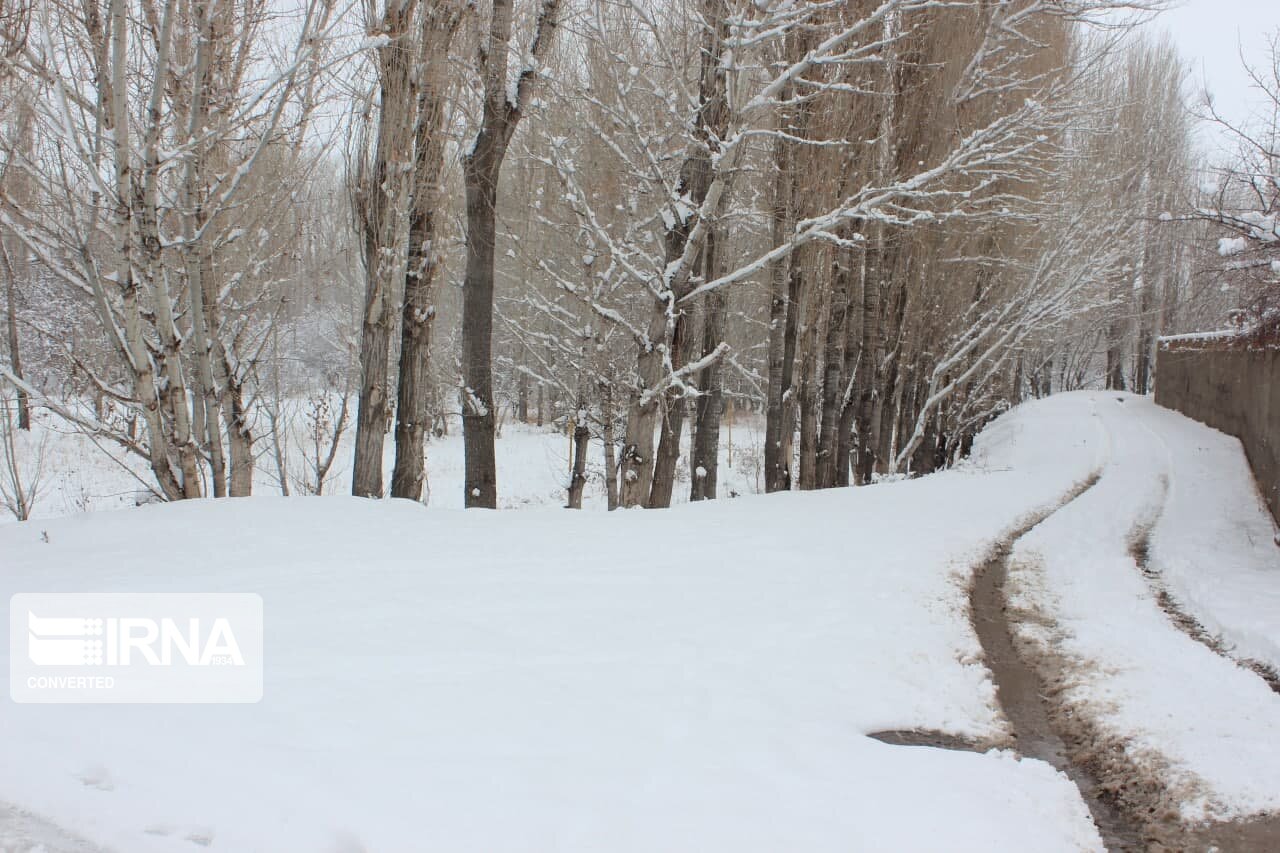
[0,392,1277,851]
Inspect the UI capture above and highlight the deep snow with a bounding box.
[0,406,768,520]
[1,392,1278,851]
[0,400,1106,852]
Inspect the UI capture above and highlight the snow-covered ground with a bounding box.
[0,400,1105,852]
[0,404,768,521]
[1143,402,1280,674]
[1,391,1278,851]
[999,392,1280,822]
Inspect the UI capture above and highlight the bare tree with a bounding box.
[0,391,44,519]
[459,0,559,508]
[390,1,465,501]
[352,0,422,498]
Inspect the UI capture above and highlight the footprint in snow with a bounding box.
[142,825,214,847]
[74,767,112,792]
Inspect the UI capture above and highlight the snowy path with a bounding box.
[996,393,1280,838]
[0,392,1278,851]
[1141,402,1280,681]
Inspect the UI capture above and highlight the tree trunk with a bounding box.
[390,213,435,502]
[461,153,500,508]
[566,413,590,509]
[225,373,254,496]
[1,243,28,430]
[460,0,558,508]
[353,286,393,498]
[796,316,819,490]
[108,0,184,499]
[833,248,864,487]
[854,240,883,485]
[817,250,850,488]
[874,279,908,476]
[1105,273,1128,391]
[647,307,696,508]
[178,0,226,497]
[763,125,795,494]
[392,16,456,501]
[690,233,727,502]
[602,382,619,510]
[352,3,418,499]
[1134,254,1156,396]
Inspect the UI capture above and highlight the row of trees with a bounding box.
[0,0,1271,510]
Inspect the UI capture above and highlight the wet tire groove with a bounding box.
[973,473,1280,852]
[967,473,1149,851]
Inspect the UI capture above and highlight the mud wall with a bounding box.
[1155,346,1280,524]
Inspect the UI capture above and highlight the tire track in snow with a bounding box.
[1129,416,1280,696]
[981,399,1280,852]
[966,472,1149,852]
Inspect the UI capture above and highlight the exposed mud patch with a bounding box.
[1181,813,1280,852]
[969,474,1149,851]
[866,729,986,752]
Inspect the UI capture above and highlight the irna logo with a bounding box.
[11,593,263,704]
[27,612,245,667]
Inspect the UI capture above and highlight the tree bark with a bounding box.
[107,0,184,500]
[601,382,619,510]
[461,0,558,508]
[817,249,850,488]
[225,370,254,496]
[690,233,727,501]
[834,254,861,487]
[518,372,529,423]
[0,242,28,430]
[461,149,501,507]
[353,1,418,499]
[763,125,795,494]
[566,410,590,509]
[648,305,697,508]
[392,10,458,500]
[796,302,819,490]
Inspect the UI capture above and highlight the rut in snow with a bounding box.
[1128,517,1280,697]
[967,475,1148,852]
[973,474,1280,852]
[1126,426,1280,698]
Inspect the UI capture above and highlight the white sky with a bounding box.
[1151,0,1280,154]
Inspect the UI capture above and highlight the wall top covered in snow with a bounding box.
[1159,311,1280,351]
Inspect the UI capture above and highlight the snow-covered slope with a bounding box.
[3,391,1278,851]
[0,401,1104,852]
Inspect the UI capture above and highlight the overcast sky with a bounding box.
[1153,0,1280,153]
